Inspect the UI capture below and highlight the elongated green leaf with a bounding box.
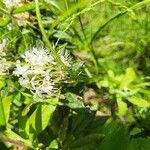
[45,0,62,11]
[139,89,150,95]
[117,98,128,116]
[128,96,150,107]
[0,77,5,89]
[3,129,33,148]
[0,97,6,130]
[12,2,42,14]
[2,95,13,125]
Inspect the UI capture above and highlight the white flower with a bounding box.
[19,77,30,87]
[60,55,71,67]
[22,47,54,66]
[13,64,29,77]
[30,75,55,98]
[59,50,71,67]
[3,0,22,8]
[7,24,12,31]
[41,78,54,94]
[0,40,11,75]
[45,75,51,80]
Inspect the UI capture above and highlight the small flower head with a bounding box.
[13,45,70,98]
[59,50,71,67]
[22,47,54,66]
[0,39,11,75]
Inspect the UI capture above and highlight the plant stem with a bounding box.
[75,0,99,74]
[35,0,68,70]
[75,0,87,41]
[65,0,69,12]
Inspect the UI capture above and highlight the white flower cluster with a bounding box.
[22,47,54,66]
[0,39,10,75]
[59,51,71,67]
[3,0,22,9]
[13,46,70,98]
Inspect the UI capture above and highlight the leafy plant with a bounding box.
[0,0,150,149]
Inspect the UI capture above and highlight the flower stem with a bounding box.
[35,0,68,70]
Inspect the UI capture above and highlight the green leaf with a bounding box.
[130,128,143,136]
[139,89,150,95]
[25,103,56,135]
[71,109,95,136]
[12,2,42,14]
[117,97,128,116]
[119,68,136,90]
[13,93,22,107]
[0,17,10,27]
[2,95,13,125]
[127,8,137,20]
[108,70,115,79]
[3,129,33,148]
[65,92,84,109]
[0,1,5,8]
[0,77,5,90]
[45,0,62,12]
[128,96,150,107]
[99,121,129,150]
[99,79,109,88]
[48,140,58,149]
[0,97,6,130]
